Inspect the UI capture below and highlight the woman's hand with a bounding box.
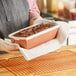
[29,17,37,25]
[29,17,42,25]
[0,39,18,51]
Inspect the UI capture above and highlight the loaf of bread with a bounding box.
[14,23,55,37]
[9,22,59,49]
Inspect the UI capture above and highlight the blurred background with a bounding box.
[36,0,76,20]
[36,0,76,45]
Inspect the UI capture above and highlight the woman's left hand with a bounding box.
[0,39,19,51]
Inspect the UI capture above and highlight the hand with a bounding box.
[34,17,55,24]
[0,39,18,51]
[29,17,37,25]
[29,17,42,25]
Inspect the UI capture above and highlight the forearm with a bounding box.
[29,10,41,19]
[27,0,41,19]
[27,0,42,25]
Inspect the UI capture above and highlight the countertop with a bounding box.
[0,45,76,76]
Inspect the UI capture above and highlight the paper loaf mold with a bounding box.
[9,21,60,49]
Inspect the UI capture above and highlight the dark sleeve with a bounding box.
[0,30,4,39]
[0,0,5,39]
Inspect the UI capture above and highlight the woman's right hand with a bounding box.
[0,39,18,51]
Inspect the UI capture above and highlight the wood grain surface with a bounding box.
[0,65,14,76]
[0,45,76,76]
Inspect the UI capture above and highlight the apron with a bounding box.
[0,0,29,38]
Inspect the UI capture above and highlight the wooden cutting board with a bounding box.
[0,49,76,76]
[0,65,14,76]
